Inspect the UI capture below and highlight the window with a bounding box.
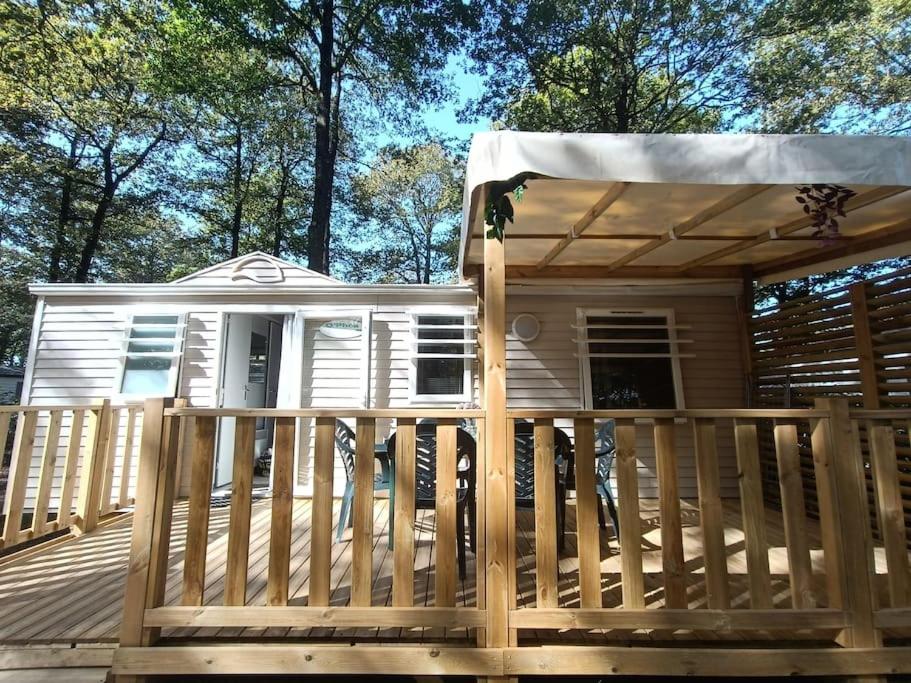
[118,313,186,397]
[410,312,474,402]
[577,309,685,409]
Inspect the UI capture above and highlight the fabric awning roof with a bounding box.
[459,132,911,284]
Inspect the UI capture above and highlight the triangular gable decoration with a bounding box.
[230,255,285,284]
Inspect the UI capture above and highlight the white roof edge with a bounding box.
[459,131,911,275]
[29,283,476,297]
[171,250,342,284]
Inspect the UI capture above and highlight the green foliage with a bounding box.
[468,0,869,133]
[340,143,462,284]
[745,0,911,133]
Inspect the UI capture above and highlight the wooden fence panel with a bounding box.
[224,416,256,606]
[532,418,557,609]
[436,419,458,607]
[308,417,334,608]
[267,417,296,606]
[573,417,602,608]
[693,418,730,609]
[393,418,416,607]
[733,418,772,609]
[182,416,216,606]
[655,418,686,609]
[351,417,376,607]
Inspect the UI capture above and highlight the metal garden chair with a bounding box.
[387,421,477,579]
[513,420,574,552]
[334,419,394,542]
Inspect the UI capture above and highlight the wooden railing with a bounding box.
[119,400,488,650]
[112,399,911,679]
[503,404,909,648]
[1,400,143,552]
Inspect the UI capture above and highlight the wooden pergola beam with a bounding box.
[601,184,774,273]
[472,232,825,241]
[679,186,909,272]
[754,216,911,277]
[506,264,742,279]
[535,182,631,269]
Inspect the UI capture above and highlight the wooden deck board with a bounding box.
[0,497,904,648]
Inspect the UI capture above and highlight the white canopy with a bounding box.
[460,132,911,283]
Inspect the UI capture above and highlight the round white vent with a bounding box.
[512,313,540,342]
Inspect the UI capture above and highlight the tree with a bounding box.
[744,0,911,134]
[345,143,461,284]
[755,257,911,307]
[0,0,179,282]
[467,0,867,133]
[176,0,474,274]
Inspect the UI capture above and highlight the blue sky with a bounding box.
[422,56,489,147]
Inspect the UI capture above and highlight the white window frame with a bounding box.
[576,307,686,410]
[408,306,475,404]
[114,311,187,400]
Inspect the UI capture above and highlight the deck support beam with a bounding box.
[481,228,516,683]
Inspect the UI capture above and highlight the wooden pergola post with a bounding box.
[482,229,513,682]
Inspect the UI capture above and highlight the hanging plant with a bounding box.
[794,184,857,240]
[484,174,532,242]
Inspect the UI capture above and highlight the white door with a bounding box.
[215,314,280,487]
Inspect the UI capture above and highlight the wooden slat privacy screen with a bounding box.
[750,266,911,545]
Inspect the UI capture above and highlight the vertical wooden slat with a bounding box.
[30,409,63,537]
[99,408,121,514]
[0,412,10,463]
[474,416,487,646]
[483,228,510,654]
[436,418,458,607]
[615,418,644,608]
[532,418,558,608]
[693,418,730,609]
[816,398,880,649]
[144,409,181,646]
[655,418,687,609]
[181,416,216,606]
[308,416,334,607]
[573,417,601,607]
[308,417,334,607]
[849,282,880,409]
[351,416,376,607]
[774,421,814,609]
[733,418,772,608]
[869,420,910,607]
[267,417,296,606]
[75,398,112,534]
[119,398,170,648]
[56,408,85,530]
[224,416,255,606]
[393,418,416,607]
[1,410,38,547]
[655,418,686,609]
[506,415,518,647]
[118,407,138,508]
[809,414,847,611]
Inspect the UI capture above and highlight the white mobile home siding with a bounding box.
[505,292,746,499]
[18,271,745,507]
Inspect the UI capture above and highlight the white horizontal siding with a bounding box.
[506,293,745,498]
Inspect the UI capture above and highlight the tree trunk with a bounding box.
[422,226,433,284]
[272,154,290,257]
[75,148,115,283]
[48,135,80,282]
[74,190,113,283]
[307,0,336,274]
[230,123,244,259]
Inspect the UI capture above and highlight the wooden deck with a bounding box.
[0,497,902,648]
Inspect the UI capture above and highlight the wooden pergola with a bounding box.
[473,132,911,681]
